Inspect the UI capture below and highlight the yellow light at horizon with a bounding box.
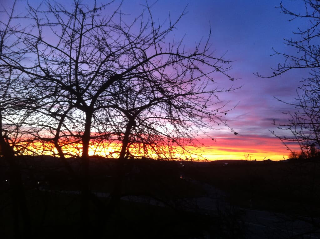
[17,137,291,161]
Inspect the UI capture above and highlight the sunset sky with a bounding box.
[120,0,309,160]
[2,0,310,160]
[151,0,308,161]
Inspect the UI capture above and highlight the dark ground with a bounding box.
[1,157,320,238]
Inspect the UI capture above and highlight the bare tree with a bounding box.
[265,0,320,158]
[0,0,235,237]
[263,2,320,237]
[274,73,320,158]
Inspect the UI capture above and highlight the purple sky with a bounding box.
[131,0,310,158]
[1,0,310,159]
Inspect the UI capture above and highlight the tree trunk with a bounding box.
[108,118,134,213]
[80,110,93,238]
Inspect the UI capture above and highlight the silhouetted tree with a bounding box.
[265,2,320,237]
[275,74,320,158]
[0,0,235,237]
[267,1,320,158]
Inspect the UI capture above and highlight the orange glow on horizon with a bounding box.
[188,136,298,161]
[18,134,294,161]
